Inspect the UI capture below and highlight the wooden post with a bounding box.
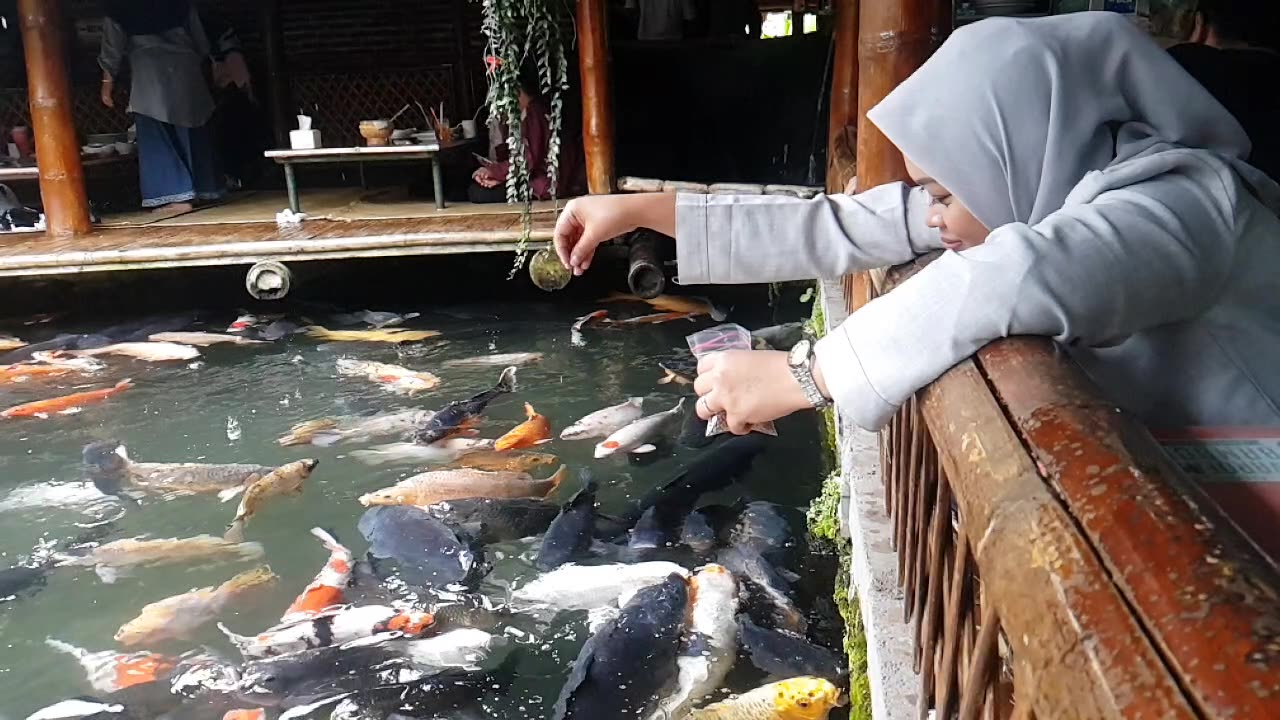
[577,0,615,194]
[826,0,859,192]
[18,0,90,236]
[450,0,476,118]
[841,0,934,312]
[262,0,291,148]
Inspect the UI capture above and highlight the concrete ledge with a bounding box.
[819,278,918,719]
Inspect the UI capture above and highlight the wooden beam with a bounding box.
[577,0,616,194]
[261,0,291,148]
[18,0,90,237]
[826,0,859,193]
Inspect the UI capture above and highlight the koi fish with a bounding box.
[72,342,201,361]
[657,363,694,386]
[54,534,264,584]
[561,398,645,440]
[599,291,727,320]
[327,309,420,328]
[686,677,845,719]
[570,310,609,347]
[279,528,353,623]
[649,564,740,719]
[224,459,319,542]
[453,449,559,473]
[44,638,176,694]
[305,326,441,343]
[82,441,274,499]
[220,604,436,659]
[350,438,492,467]
[1,379,133,419]
[413,366,517,445]
[594,398,685,458]
[0,334,25,352]
[28,351,107,372]
[222,711,266,720]
[147,331,268,346]
[443,352,543,368]
[358,465,566,507]
[277,409,434,447]
[495,403,553,451]
[114,565,277,647]
[0,363,74,383]
[604,311,701,326]
[335,358,441,395]
[510,561,690,612]
[24,699,125,720]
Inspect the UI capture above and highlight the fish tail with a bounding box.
[673,397,688,413]
[44,637,90,660]
[657,368,677,385]
[310,527,347,555]
[220,565,277,597]
[496,366,518,393]
[114,379,134,391]
[216,484,247,503]
[223,519,247,544]
[277,418,338,446]
[545,465,568,495]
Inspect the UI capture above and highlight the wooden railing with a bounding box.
[851,258,1280,719]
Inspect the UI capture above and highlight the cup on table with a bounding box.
[460,120,478,139]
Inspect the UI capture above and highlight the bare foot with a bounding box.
[151,202,194,216]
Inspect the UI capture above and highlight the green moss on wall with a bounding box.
[808,472,872,720]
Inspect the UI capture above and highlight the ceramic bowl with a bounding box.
[359,120,394,146]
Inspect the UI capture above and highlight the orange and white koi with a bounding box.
[44,638,176,694]
[219,604,436,659]
[335,358,441,395]
[279,528,353,623]
[598,291,727,320]
[494,403,553,451]
[114,566,277,647]
[570,309,610,347]
[1,379,132,419]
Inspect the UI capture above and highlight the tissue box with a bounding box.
[289,130,321,150]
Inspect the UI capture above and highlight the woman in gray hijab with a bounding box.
[553,12,1280,433]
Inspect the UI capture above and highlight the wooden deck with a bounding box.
[0,189,558,277]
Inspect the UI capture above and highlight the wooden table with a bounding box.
[0,154,135,182]
[265,143,465,213]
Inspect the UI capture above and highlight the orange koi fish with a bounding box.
[1,379,132,419]
[279,528,353,624]
[45,638,176,694]
[598,291,727,320]
[222,711,266,720]
[0,364,73,383]
[495,403,553,451]
[570,309,610,347]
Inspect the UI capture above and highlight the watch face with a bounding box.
[789,339,811,366]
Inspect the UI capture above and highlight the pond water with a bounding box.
[0,263,842,719]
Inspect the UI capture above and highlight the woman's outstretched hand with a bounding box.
[553,193,677,276]
[693,350,815,433]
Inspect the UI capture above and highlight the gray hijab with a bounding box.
[867,12,1254,230]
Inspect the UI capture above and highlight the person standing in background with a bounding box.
[1168,0,1279,180]
[625,0,698,41]
[99,0,225,214]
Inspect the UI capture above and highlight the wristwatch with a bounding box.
[788,336,832,410]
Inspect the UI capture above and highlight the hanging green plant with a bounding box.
[478,0,570,279]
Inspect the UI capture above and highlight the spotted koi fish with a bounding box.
[219,604,436,659]
[45,637,176,694]
[280,528,353,624]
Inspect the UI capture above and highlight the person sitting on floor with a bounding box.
[552,13,1280,434]
[1168,0,1279,180]
[99,0,225,214]
[469,71,584,204]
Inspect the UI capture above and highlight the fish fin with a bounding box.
[496,366,518,392]
[544,465,568,494]
[216,485,246,503]
[114,379,134,390]
[524,402,537,418]
[310,527,347,554]
[631,444,658,454]
[672,397,687,413]
[215,622,254,652]
[656,371,674,385]
[277,418,338,447]
[223,520,246,543]
[44,637,89,660]
[534,438,553,446]
[94,564,124,584]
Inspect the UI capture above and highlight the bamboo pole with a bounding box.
[577,0,616,194]
[826,0,859,192]
[18,0,90,237]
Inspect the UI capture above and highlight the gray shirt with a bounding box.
[626,0,697,41]
[675,144,1280,432]
[99,7,214,128]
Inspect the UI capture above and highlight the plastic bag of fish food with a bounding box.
[687,324,779,438]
